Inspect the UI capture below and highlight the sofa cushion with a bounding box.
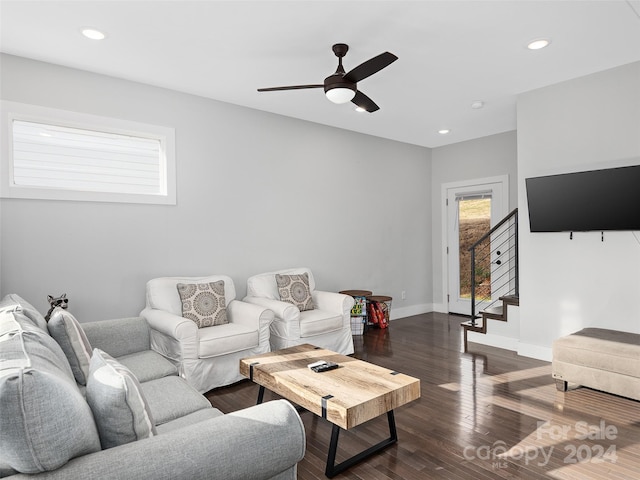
[553,327,640,378]
[155,407,224,435]
[117,350,178,383]
[86,349,157,449]
[276,273,314,311]
[47,308,93,385]
[197,322,259,358]
[0,309,101,474]
[299,309,344,337]
[139,376,212,425]
[0,293,48,331]
[177,281,228,328]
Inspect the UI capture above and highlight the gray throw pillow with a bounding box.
[47,308,92,385]
[0,309,101,473]
[177,281,228,328]
[86,349,157,449]
[0,293,48,331]
[275,273,314,311]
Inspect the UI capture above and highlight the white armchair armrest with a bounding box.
[312,290,354,314]
[140,307,199,365]
[141,307,198,341]
[226,299,274,330]
[243,296,300,322]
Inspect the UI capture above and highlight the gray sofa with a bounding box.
[0,295,305,479]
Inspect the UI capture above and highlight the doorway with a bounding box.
[444,177,508,316]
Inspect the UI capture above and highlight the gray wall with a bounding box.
[517,61,640,359]
[4,55,635,358]
[430,131,518,311]
[0,54,432,321]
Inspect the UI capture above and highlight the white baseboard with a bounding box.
[432,302,448,313]
[391,303,433,320]
[386,304,553,362]
[467,335,552,361]
[517,342,552,362]
[467,331,518,351]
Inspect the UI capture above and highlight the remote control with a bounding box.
[307,361,327,370]
[311,361,339,373]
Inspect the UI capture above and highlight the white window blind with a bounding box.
[12,120,164,196]
[455,191,492,202]
[1,101,176,205]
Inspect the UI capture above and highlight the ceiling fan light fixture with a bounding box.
[259,44,396,113]
[325,87,356,104]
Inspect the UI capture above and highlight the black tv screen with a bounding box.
[525,165,640,232]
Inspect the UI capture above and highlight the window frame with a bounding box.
[1,101,176,205]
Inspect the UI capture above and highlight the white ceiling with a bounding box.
[1,1,639,148]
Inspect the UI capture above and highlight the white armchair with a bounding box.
[140,275,274,393]
[243,267,355,355]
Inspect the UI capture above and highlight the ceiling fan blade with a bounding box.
[351,90,379,113]
[344,52,398,83]
[257,84,324,92]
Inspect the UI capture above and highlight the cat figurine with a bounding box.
[45,293,69,322]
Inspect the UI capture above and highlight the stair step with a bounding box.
[461,319,485,333]
[500,294,520,306]
[481,305,506,321]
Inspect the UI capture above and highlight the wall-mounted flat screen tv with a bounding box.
[525,165,640,232]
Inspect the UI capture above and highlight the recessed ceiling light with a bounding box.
[438,129,451,135]
[527,38,551,50]
[81,28,106,40]
[471,101,484,109]
[355,106,366,113]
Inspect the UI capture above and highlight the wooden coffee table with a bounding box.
[239,344,420,477]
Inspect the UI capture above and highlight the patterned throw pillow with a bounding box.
[177,281,228,328]
[86,349,157,449]
[275,273,314,311]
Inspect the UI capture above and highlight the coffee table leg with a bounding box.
[256,385,265,404]
[325,410,398,478]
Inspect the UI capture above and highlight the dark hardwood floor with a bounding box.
[206,313,640,479]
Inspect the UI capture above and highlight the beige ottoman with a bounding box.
[552,327,640,401]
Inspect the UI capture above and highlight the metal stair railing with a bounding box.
[469,208,519,325]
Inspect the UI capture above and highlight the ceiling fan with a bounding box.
[257,43,398,113]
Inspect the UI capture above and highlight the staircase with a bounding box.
[461,209,519,352]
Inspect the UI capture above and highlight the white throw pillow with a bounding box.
[86,349,156,449]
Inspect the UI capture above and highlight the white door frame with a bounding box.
[440,175,509,315]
